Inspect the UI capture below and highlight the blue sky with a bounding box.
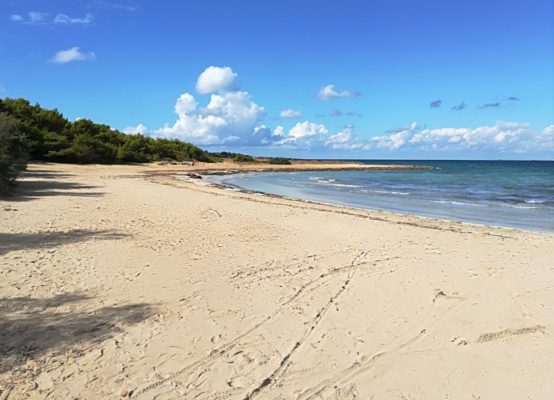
[1,0,553,159]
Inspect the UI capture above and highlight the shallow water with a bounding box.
[207,160,554,233]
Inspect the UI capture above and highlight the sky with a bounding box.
[1,0,553,159]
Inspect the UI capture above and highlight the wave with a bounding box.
[431,199,540,210]
[359,189,411,195]
[431,200,487,207]
[504,204,539,209]
[309,177,361,188]
[330,183,360,188]
[373,190,410,195]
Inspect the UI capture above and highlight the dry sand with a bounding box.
[1,162,553,399]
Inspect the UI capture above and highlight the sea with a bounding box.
[205,160,554,233]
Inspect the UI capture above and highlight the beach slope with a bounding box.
[1,162,553,399]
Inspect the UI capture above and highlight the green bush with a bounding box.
[0,113,29,194]
[233,154,255,162]
[49,134,117,164]
[0,97,217,165]
[267,157,291,165]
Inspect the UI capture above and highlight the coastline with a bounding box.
[196,171,554,236]
[145,159,433,176]
[1,162,553,399]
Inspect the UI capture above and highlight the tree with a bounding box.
[0,113,29,193]
[49,134,117,164]
[0,97,222,166]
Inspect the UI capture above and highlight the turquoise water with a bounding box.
[206,160,554,233]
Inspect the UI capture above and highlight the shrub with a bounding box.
[0,113,29,193]
[233,154,255,162]
[267,157,291,165]
[0,97,241,166]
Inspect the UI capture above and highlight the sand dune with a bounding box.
[1,162,553,399]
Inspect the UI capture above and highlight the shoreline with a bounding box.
[166,170,553,237]
[2,162,553,399]
[156,171,530,238]
[142,159,433,177]
[203,180,553,236]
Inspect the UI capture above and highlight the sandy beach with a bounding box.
[1,161,553,399]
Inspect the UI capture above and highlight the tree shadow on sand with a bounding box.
[0,229,128,256]
[1,169,104,201]
[21,169,75,179]
[0,293,157,374]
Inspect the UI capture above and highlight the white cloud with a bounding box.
[10,11,93,25]
[288,121,328,139]
[273,125,285,137]
[156,74,266,145]
[50,47,96,63]
[54,13,94,25]
[11,11,48,24]
[370,122,419,150]
[120,66,554,155]
[352,121,554,154]
[325,126,358,150]
[531,124,554,150]
[28,11,47,23]
[280,109,302,119]
[318,84,360,100]
[275,121,329,148]
[405,121,530,151]
[195,66,237,94]
[123,123,148,135]
[285,121,554,154]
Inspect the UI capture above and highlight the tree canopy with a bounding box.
[0,97,214,164]
[0,112,29,193]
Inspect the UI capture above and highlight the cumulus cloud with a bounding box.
[325,126,359,150]
[289,121,328,139]
[451,102,467,111]
[124,66,280,146]
[10,14,23,22]
[273,125,285,137]
[298,121,554,154]
[54,13,94,25]
[123,123,148,135]
[430,99,442,108]
[156,70,266,145]
[279,109,302,119]
[371,122,419,150]
[536,124,554,150]
[122,66,552,155]
[318,84,360,100]
[275,121,329,148]
[195,66,237,94]
[50,47,96,63]
[365,121,546,153]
